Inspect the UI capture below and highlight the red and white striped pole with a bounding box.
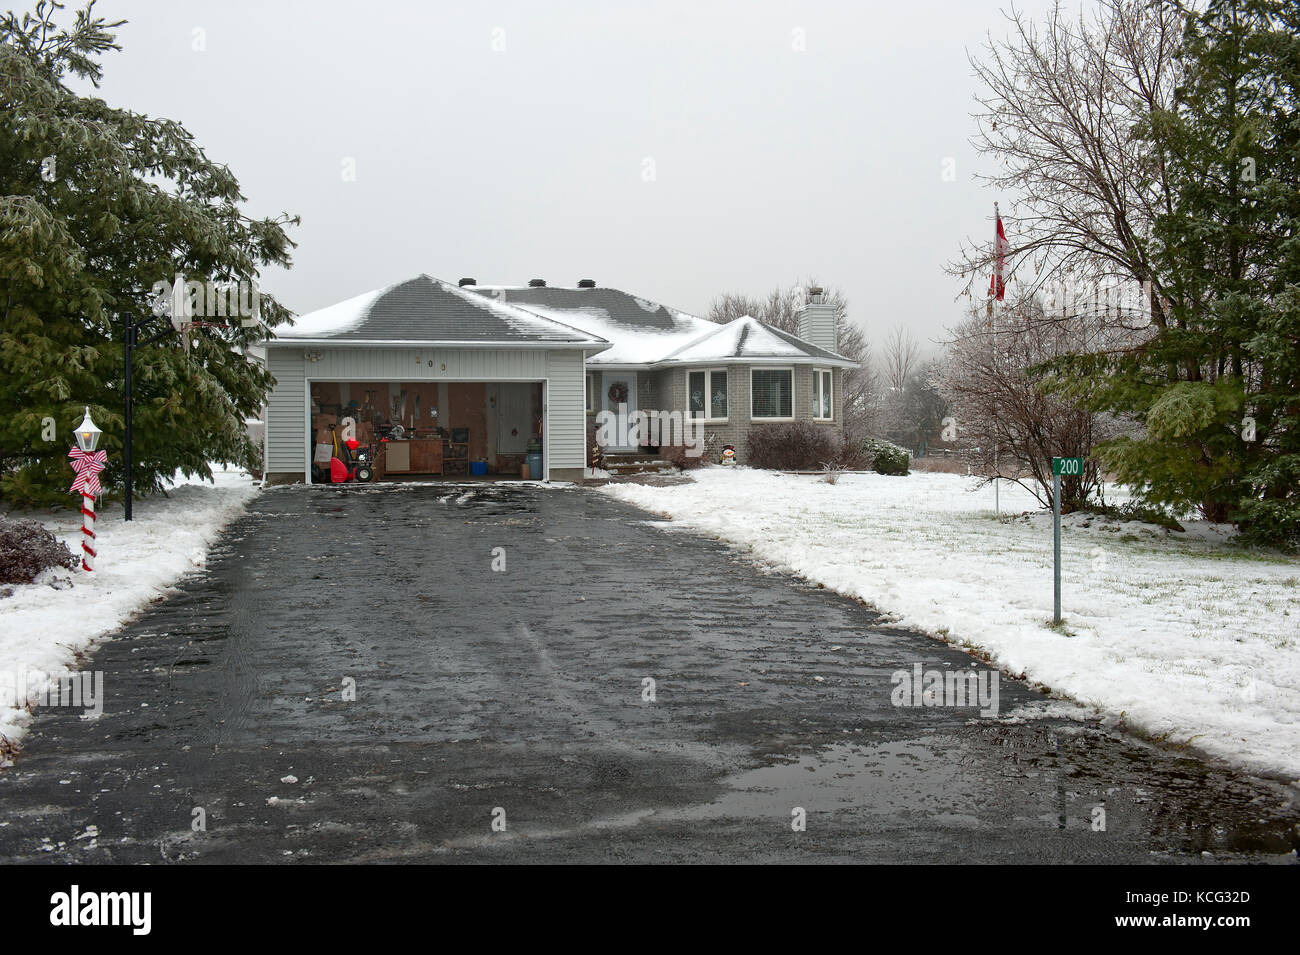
[69,408,105,573]
[79,492,96,572]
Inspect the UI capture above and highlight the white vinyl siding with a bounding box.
[265,347,307,474]
[545,349,587,471]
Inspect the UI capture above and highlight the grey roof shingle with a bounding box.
[471,286,700,333]
[273,275,607,346]
[751,321,857,365]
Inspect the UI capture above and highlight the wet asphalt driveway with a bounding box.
[1,482,1297,864]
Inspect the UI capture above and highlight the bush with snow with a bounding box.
[0,518,77,585]
[863,438,910,476]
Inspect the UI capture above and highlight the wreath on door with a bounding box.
[607,382,629,405]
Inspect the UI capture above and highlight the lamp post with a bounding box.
[68,408,104,572]
[124,296,181,521]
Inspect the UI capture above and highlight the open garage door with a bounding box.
[306,379,544,483]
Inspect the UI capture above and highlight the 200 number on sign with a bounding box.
[1053,457,1085,476]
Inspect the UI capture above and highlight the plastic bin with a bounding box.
[526,451,543,480]
[470,460,487,476]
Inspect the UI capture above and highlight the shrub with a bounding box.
[863,438,910,475]
[1236,498,1300,551]
[660,443,710,470]
[0,518,77,585]
[834,443,870,470]
[747,422,840,471]
[1074,500,1184,531]
[820,463,845,485]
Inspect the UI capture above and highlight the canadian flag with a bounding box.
[989,213,1008,301]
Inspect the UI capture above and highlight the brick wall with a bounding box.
[589,364,845,465]
[659,365,842,464]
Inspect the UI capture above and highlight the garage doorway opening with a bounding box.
[307,379,545,483]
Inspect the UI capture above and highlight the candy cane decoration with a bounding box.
[68,447,106,573]
[79,493,96,571]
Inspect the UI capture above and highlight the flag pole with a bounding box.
[993,201,999,517]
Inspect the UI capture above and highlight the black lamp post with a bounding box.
[123,312,176,521]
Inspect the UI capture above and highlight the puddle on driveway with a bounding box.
[678,740,974,822]
[661,731,1300,859]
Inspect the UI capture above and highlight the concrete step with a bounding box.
[604,453,663,464]
[603,457,675,474]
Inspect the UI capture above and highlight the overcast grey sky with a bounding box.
[73,0,1064,351]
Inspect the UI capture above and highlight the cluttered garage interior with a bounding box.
[309,379,546,483]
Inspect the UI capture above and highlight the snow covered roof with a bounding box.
[468,286,857,368]
[660,314,855,366]
[271,277,856,367]
[468,285,716,365]
[270,275,609,349]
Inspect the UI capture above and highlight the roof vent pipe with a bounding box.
[458,278,476,287]
[577,279,596,288]
[528,278,546,288]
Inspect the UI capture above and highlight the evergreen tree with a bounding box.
[1,0,297,507]
[1050,0,1299,546]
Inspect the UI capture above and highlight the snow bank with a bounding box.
[0,467,258,755]
[600,468,1300,781]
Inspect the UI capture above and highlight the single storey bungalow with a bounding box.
[262,275,856,484]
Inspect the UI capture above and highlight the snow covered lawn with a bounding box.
[0,467,258,755]
[600,468,1300,781]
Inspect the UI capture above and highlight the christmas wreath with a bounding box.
[607,382,629,405]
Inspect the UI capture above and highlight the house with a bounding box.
[261,275,856,484]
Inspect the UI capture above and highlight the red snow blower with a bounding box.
[325,425,374,483]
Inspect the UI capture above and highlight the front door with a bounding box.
[601,372,639,451]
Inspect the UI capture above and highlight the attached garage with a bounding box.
[262,275,609,484]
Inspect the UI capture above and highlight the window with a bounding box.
[585,372,598,413]
[813,369,833,420]
[751,368,793,420]
[688,369,728,420]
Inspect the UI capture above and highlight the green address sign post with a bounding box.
[1051,458,1085,624]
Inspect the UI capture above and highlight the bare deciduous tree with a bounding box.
[951,0,1184,329]
[937,296,1128,508]
[881,324,920,394]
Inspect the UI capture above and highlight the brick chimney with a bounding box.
[797,287,837,353]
